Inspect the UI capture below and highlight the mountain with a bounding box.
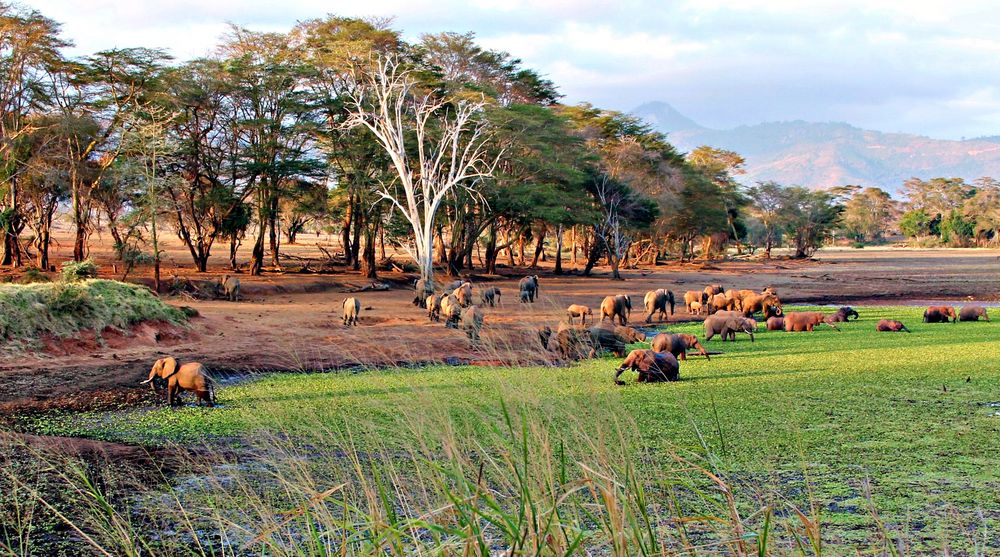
[631,102,1000,194]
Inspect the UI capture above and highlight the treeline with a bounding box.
[1,6,996,289]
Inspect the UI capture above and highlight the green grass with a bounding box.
[16,306,1000,553]
[0,279,186,351]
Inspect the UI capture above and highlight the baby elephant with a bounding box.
[783,312,839,332]
[614,349,679,384]
[426,293,442,322]
[827,306,859,322]
[460,306,484,343]
[440,294,462,327]
[876,319,910,332]
[220,275,240,301]
[566,304,593,325]
[519,275,539,303]
[959,305,990,322]
[766,316,784,331]
[923,306,957,323]
[650,332,709,361]
[141,357,215,407]
[704,315,755,342]
[342,297,361,326]
[480,287,502,307]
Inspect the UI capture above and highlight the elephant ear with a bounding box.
[160,357,178,379]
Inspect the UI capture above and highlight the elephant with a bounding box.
[766,316,784,331]
[547,327,594,360]
[519,275,539,303]
[480,287,501,307]
[704,314,755,342]
[588,326,629,357]
[959,305,990,322]
[708,293,732,314]
[689,300,704,315]
[876,319,910,332]
[566,304,593,325]
[763,305,784,319]
[827,306,860,322]
[219,275,240,302]
[741,293,781,318]
[600,295,632,326]
[923,306,957,323]
[440,294,461,327]
[782,312,839,332]
[460,306,484,343]
[426,293,442,322]
[643,289,675,323]
[684,290,709,313]
[614,349,679,384]
[141,357,215,407]
[650,332,709,361]
[610,325,646,343]
[412,278,434,308]
[704,284,724,298]
[453,284,473,308]
[444,279,466,292]
[342,297,361,326]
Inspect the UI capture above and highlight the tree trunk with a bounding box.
[583,236,603,276]
[554,224,564,275]
[361,227,378,279]
[484,224,498,275]
[342,194,353,267]
[530,226,546,268]
[230,236,240,270]
[268,194,280,268]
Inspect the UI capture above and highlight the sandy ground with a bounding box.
[1,223,998,414]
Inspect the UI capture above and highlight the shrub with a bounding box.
[0,279,186,351]
[851,241,865,249]
[60,259,98,282]
[19,268,50,284]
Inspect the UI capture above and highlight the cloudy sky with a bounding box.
[30,0,1000,140]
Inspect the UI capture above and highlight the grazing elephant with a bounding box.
[611,325,646,343]
[704,315,755,342]
[741,293,781,318]
[923,306,957,323]
[600,295,632,326]
[766,316,784,331]
[141,357,215,407]
[783,312,839,332]
[342,297,361,326]
[828,306,860,322]
[566,304,593,325]
[547,327,593,360]
[614,349,679,384]
[440,294,461,327]
[412,278,433,308]
[684,290,709,313]
[480,287,501,307]
[460,306,484,343]
[518,275,539,303]
[643,289,675,323]
[959,305,989,322]
[219,275,241,301]
[763,305,784,319]
[426,293,442,322]
[876,319,910,332]
[650,332,709,361]
[588,326,629,357]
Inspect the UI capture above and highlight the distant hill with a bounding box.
[631,101,1000,194]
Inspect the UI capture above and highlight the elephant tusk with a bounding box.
[139,378,153,384]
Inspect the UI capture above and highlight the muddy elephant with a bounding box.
[827,306,860,322]
[342,297,361,326]
[609,325,646,343]
[587,326,630,357]
[412,278,434,308]
[547,327,594,360]
[440,294,461,327]
[444,279,466,292]
[650,332,709,361]
[923,306,957,323]
[600,295,632,326]
[141,357,215,407]
[480,287,501,307]
[460,306,484,343]
[766,316,784,331]
[876,319,910,332]
[426,293,442,322]
[219,275,240,302]
[959,305,989,322]
[643,289,675,323]
[708,293,733,314]
[519,275,539,303]
[704,284,724,298]
[704,314,755,342]
[566,304,593,325]
[741,292,781,318]
[614,349,679,384]
[451,282,473,308]
[783,311,839,332]
[684,290,709,313]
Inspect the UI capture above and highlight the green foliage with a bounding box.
[18,268,50,284]
[0,279,186,351]
[899,208,933,238]
[59,259,98,282]
[940,209,975,246]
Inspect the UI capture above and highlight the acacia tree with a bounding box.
[747,181,785,258]
[841,186,896,242]
[343,55,497,286]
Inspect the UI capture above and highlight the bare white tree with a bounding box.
[594,177,631,280]
[342,55,497,286]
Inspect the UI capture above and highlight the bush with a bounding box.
[60,259,98,282]
[851,241,865,249]
[19,268,50,284]
[0,279,187,351]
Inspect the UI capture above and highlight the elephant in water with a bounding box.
[141,357,215,407]
[614,349,679,384]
